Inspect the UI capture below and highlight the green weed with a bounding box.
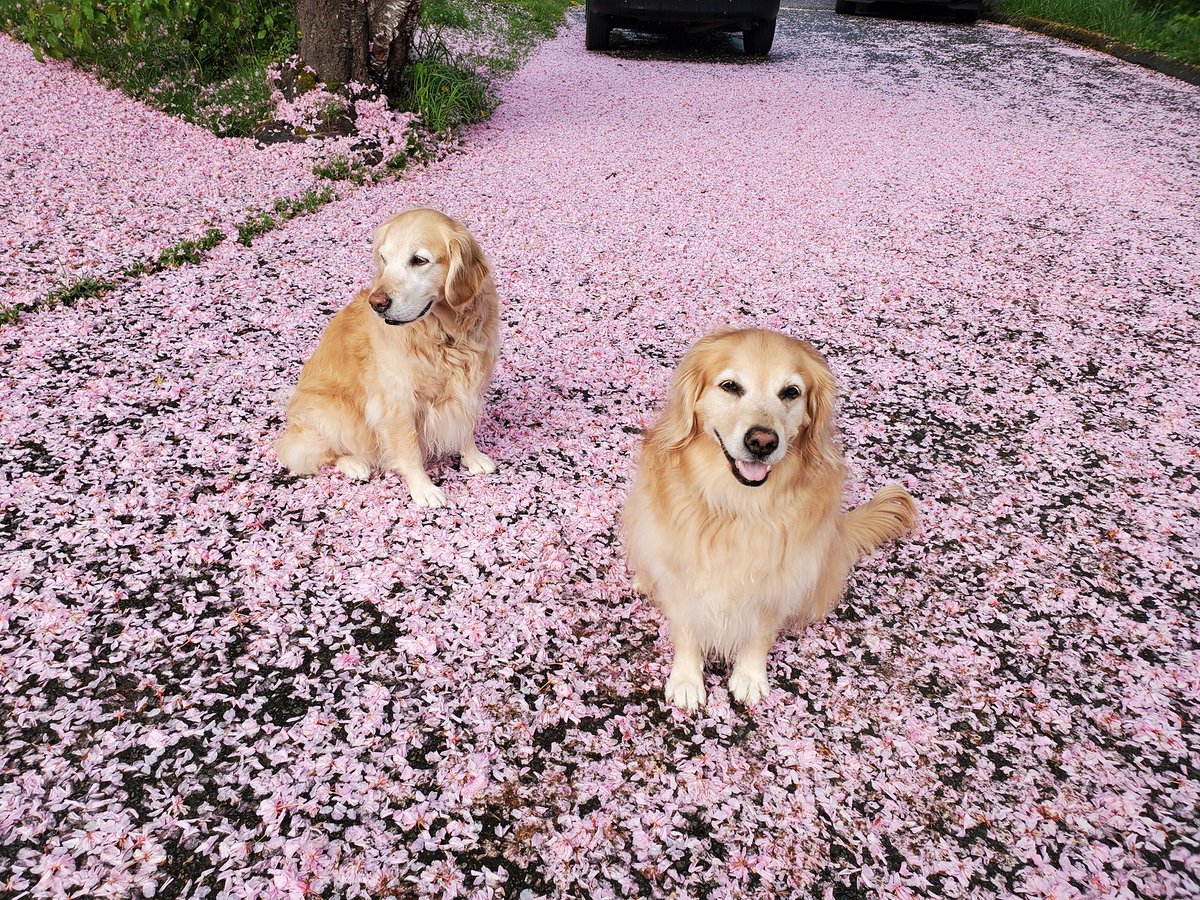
[275,187,337,218]
[1,275,113,324]
[240,187,337,244]
[237,212,278,246]
[313,156,372,185]
[155,228,226,268]
[403,36,493,133]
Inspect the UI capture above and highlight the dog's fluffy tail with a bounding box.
[844,485,917,558]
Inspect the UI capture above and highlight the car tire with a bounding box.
[743,18,775,55]
[835,0,857,12]
[585,3,611,50]
[954,8,979,21]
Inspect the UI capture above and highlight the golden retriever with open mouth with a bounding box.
[275,208,499,508]
[622,329,917,710]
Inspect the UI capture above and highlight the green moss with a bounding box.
[294,70,319,93]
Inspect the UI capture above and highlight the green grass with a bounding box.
[408,0,578,129]
[997,0,1200,64]
[420,0,580,73]
[508,0,581,35]
[1164,15,1200,61]
[0,2,296,137]
[82,33,286,137]
[422,0,472,29]
[402,36,494,133]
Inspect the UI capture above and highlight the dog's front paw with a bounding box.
[408,480,448,509]
[665,674,706,711]
[336,456,372,481]
[728,670,770,706]
[461,449,497,475]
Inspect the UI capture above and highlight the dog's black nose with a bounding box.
[369,291,391,314]
[744,426,778,458]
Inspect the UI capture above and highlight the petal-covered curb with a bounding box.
[2,10,1199,899]
[987,13,1200,86]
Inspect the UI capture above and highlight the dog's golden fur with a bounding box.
[622,329,916,709]
[275,208,499,508]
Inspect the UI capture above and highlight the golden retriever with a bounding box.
[275,208,499,508]
[622,329,917,710]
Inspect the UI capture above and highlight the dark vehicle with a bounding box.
[585,0,783,55]
[835,0,980,21]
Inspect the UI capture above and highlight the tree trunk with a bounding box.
[295,0,421,96]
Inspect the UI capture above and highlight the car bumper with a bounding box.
[852,0,981,8]
[590,0,781,21]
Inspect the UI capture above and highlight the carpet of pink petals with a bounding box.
[0,35,342,308]
[2,10,1199,899]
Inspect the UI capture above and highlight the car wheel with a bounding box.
[585,3,611,50]
[835,0,857,12]
[743,18,775,55]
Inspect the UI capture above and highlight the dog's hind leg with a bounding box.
[459,435,496,475]
[275,425,333,475]
[280,395,377,480]
[335,455,371,480]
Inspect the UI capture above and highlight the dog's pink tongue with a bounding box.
[736,460,770,482]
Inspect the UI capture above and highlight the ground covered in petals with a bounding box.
[2,10,1199,899]
[0,34,338,309]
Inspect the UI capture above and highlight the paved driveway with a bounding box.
[2,7,1198,898]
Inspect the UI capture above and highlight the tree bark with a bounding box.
[295,0,421,96]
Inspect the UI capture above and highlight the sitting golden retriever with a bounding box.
[275,208,499,508]
[622,329,917,710]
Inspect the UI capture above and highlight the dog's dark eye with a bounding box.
[719,380,743,396]
[410,255,429,266]
[779,385,802,402]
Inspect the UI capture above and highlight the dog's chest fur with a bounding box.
[369,312,489,398]
[683,497,833,603]
[626,450,844,654]
[363,298,498,456]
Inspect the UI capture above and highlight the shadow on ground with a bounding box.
[594,26,762,63]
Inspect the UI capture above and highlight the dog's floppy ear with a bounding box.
[795,345,840,468]
[445,222,489,308]
[651,333,726,455]
[370,218,394,272]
